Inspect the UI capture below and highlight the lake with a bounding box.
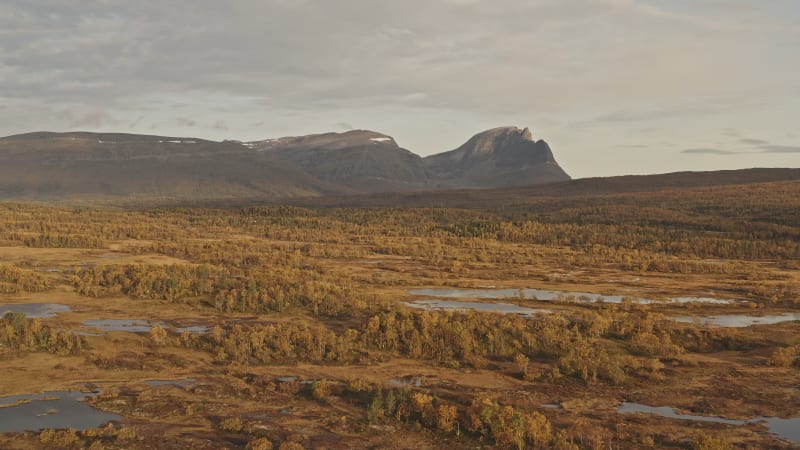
[619,402,800,444]
[0,391,121,433]
[0,303,71,318]
[409,288,734,305]
[404,299,551,317]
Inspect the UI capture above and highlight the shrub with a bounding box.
[220,417,244,432]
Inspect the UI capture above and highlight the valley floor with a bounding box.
[0,181,798,449]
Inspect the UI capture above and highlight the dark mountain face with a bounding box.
[0,126,571,201]
[248,130,431,193]
[249,126,570,193]
[423,126,570,188]
[0,132,343,200]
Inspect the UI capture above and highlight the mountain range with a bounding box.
[0,126,569,201]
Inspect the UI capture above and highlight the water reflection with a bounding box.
[141,378,196,387]
[674,313,800,328]
[404,299,551,317]
[82,319,165,333]
[174,325,209,334]
[0,303,71,318]
[619,402,800,444]
[409,288,734,305]
[0,391,121,433]
[388,376,430,388]
[81,319,209,335]
[619,402,744,425]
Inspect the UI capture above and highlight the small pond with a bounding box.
[0,303,71,319]
[141,378,196,387]
[409,288,734,305]
[0,391,121,433]
[81,319,209,334]
[404,299,551,317]
[274,377,315,385]
[82,319,166,333]
[275,376,299,383]
[619,402,745,425]
[174,325,209,334]
[541,403,562,410]
[387,376,433,388]
[619,402,800,444]
[674,313,800,328]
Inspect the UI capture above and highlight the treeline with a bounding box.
[0,265,51,293]
[240,373,568,449]
[2,200,797,278]
[2,188,799,271]
[442,219,800,260]
[72,264,377,317]
[171,307,738,385]
[366,387,558,449]
[0,312,85,355]
[242,374,606,449]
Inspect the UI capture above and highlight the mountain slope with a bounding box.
[423,126,570,188]
[249,130,430,193]
[0,132,342,200]
[289,168,800,210]
[0,126,571,201]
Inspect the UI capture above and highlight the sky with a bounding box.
[1,0,798,178]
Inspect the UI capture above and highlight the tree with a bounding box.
[436,404,458,432]
[150,325,168,347]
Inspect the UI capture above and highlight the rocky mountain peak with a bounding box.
[422,126,568,188]
[456,126,533,158]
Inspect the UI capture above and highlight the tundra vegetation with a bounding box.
[0,180,798,449]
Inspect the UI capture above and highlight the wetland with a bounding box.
[1,180,799,449]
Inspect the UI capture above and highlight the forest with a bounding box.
[0,179,798,449]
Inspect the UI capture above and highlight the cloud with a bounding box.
[740,138,770,146]
[336,122,355,131]
[721,128,740,137]
[210,120,229,131]
[761,145,800,153]
[682,148,736,155]
[1,0,791,116]
[174,118,197,127]
[0,0,798,177]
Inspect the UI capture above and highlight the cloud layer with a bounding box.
[1,0,798,176]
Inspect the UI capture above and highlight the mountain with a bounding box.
[249,126,570,192]
[0,128,794,207]
[0,132,342,201]
[0,126,571,201]
[423,126,570,188]
[247,130,430,192]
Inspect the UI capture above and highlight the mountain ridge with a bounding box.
[0,127,794,206]
[0,126,568,201]
[0,131,346,200]
[286,168,800,210]
[247,129,432,193]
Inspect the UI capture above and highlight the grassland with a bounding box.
[0,179,798,449]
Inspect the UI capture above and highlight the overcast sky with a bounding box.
[1,0,798,177]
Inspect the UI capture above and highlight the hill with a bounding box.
[290,168,800,210]
[0,132,342,201]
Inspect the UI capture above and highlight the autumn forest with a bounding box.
[1,178,799,449]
